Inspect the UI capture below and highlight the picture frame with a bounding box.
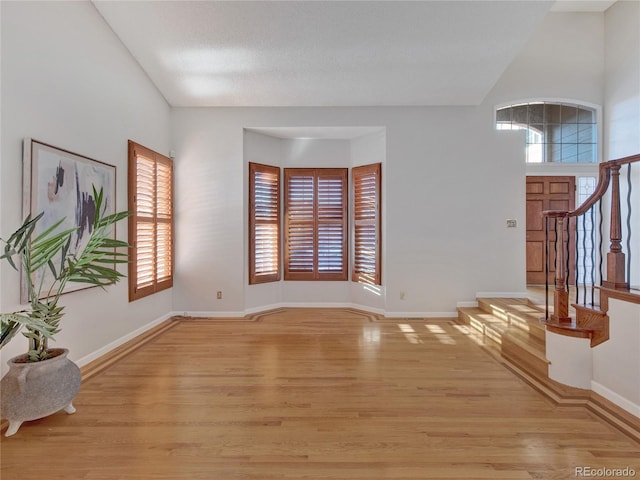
[22,138,117,302]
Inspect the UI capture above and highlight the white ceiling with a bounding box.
[550,0,617,12]
[246,126,385,140]
[92,1,609,108]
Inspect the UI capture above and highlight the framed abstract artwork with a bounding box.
[22,138,116,301]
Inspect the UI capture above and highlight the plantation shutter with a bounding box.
[317,172,347,278]
[133,152,155,293]
[155,157,173,286]
[284,168,347,281]
[249,163,281,284]
[128,141,174,301]
[352,163,381,285]
[284,169,315,280]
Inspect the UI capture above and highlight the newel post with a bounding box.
[552,214,571,323]
[602,164,629,290]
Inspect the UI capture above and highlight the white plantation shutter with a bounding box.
[249,163,281,284]
[353,163,381,285]
[128,141,174,301]
[284,168,347,281]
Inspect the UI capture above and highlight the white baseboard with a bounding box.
[456,301,478,308]
[245,302,447,318]
[74,312,174,368]
[279,302,353,309]
[351,304,386,316]
[243,303,285,315]
[175,304,456,319]
[171,310,245,318]
[384,311,458,318]
[172,304,381,318]
[476,291,529,299]
[245,302,386,316]
[591,381,640,418]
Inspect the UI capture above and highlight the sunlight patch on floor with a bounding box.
[425,324,456,345]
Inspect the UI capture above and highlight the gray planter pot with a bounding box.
[1,348,81,436]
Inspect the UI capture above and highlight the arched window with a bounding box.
[496,102,597,164]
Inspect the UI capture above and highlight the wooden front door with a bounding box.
[526,176,576,285]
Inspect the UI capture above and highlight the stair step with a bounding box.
[458,307,545,353]
[543,303,609,347]
[502,335,549,380]
[545,318,591,336]
[477,298,547,341]
[457,302,550,380]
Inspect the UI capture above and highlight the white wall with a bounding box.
[590,0,640,417]
[486,12,605,179]
[542,4,640,418]
[172,107,525,316]
[241,130,387,313]
[487,12,605,108]
[547,331,593,389]
[0,1,172,372]
[605,0,640,286]
[350,131,387,311]
[242,131,285,313]
[3,3,637,418]
[604,1,640,161]
[279,137,352,306]
[0,1,4,317]
[592,298,640,417]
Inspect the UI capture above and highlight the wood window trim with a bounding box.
[352,163,382,285]
[284,168,348,281]
[249,162,281,284]
[128,140,174,302]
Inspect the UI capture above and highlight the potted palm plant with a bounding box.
[0,186,129,436]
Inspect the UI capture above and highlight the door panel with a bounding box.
[549,182,570,194]
[526,241,544,272]
[526,176,576,285]
[526,200,544,231]
[526,182,544,194]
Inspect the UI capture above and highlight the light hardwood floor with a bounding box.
[2,308,639,479]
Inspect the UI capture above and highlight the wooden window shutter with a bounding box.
[352,163,381,285]
[128,141,174,301]
[284,169,315,280]
[155,157,173,287]
[317,170,348,279]
[284,168,347,281]
[249,163,281,284]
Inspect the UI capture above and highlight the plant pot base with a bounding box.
[4,401,76,437]
[1,349,81,437]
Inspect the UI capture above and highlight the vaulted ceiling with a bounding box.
[93,1,615,108]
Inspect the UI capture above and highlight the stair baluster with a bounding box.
[542,153,640,346]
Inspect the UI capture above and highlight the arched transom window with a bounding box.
[496,102,597,164]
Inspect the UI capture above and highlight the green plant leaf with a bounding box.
[32,217,68,244]
[1,246,19,271]
[98,211,131,227]
[1,186,130,354]
[0,312,56,348]
[30,229,76,272]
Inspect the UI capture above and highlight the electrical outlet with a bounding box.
[216,291,222,299]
